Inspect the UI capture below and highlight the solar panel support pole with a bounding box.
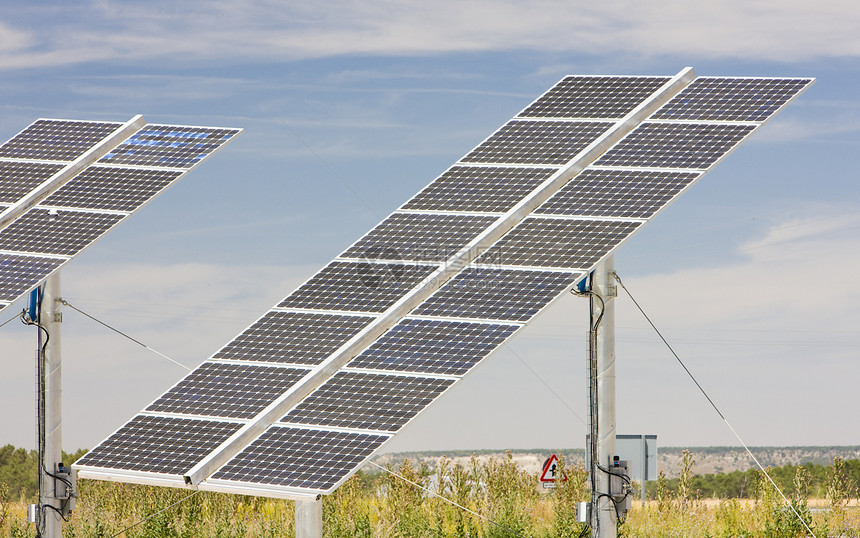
[295,496,323,538]
[40,272,64,538]
[590,256,616,538]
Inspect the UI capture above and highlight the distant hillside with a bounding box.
[371,446,860,479]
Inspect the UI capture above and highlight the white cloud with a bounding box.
[2,0,859,70]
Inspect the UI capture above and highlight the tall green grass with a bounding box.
[0,451,857,537]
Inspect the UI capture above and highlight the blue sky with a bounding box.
[1,1,859,455]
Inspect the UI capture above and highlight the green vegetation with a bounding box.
[648,458,860,499]
[0,447,858,536]
[0,445,87,500]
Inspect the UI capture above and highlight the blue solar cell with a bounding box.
[348,318,520,375]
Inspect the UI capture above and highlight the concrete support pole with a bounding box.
[295,497,322,538]
[41,273,63,538]
[590,256,616,538]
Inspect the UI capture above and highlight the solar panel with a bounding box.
[412,268,581,322]
[0,119,123,162]
[476,218,641,270]
[75,70,814,499]
[518,76,671,119]
[340,213,498,263]
[212,311,376,365]
[75,415,242,475]
[43,166,184,212]
[652,77,813,122]
[0,208,124,256]
[277,261,437,313]
[99,125,241,168]
[535,169,702,219]
[401,165,559,213]
[0,117,241,318]
[347,318,520,375]
[208,426,388,490]
[461,120,613,165]
[594,123,756,169]
[146,362,311,420]
[0,162,65,204]
[281,371,455,432]
[0,254,65,301]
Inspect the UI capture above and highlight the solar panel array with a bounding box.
[0,117,241,316]
[74,71,813,499]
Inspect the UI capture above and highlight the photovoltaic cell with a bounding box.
[146,362,310,420]
[594,123,756,169]
[210,426,388,491]
[652,77,813,122]
[476,218,640,270]
[461,120,612,165]
[43,166,184,212]
[99,125,242,169]
[213,311,376,365]
[413,268,580,322]
[519,76,671,119]
[281,372,454,432]
[340,213,497,263]
[347,318,520,375]
[535,168,702,219]
[401,166,558,213]
[0,208,123,256]
[0,119,122,162]
[0,161,65,204]
[75,415,242,475]
[277,262,436,313]
[0,254,65,301]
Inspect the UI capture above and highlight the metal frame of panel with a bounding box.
[74,70,815,499]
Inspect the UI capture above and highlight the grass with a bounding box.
[1,452,858,537]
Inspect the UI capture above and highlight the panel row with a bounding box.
[99,125,241,169]
[0,119,123,162]
[0,253,66,302]
[518,76,671,119]
[652,77,813,122]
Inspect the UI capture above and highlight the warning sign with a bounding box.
[539,454,568,486]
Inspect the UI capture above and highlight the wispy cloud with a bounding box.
[3,0,859,70]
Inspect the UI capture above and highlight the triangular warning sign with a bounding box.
[539,454,568,482]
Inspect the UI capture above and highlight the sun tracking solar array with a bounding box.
[75,71,814,499]
[0,117,241,314]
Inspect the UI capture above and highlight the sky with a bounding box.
[0,1,859,457]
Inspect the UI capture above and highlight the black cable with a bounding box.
[597,464,631,485]
[42,464,72,489]
[41,504,70,523]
